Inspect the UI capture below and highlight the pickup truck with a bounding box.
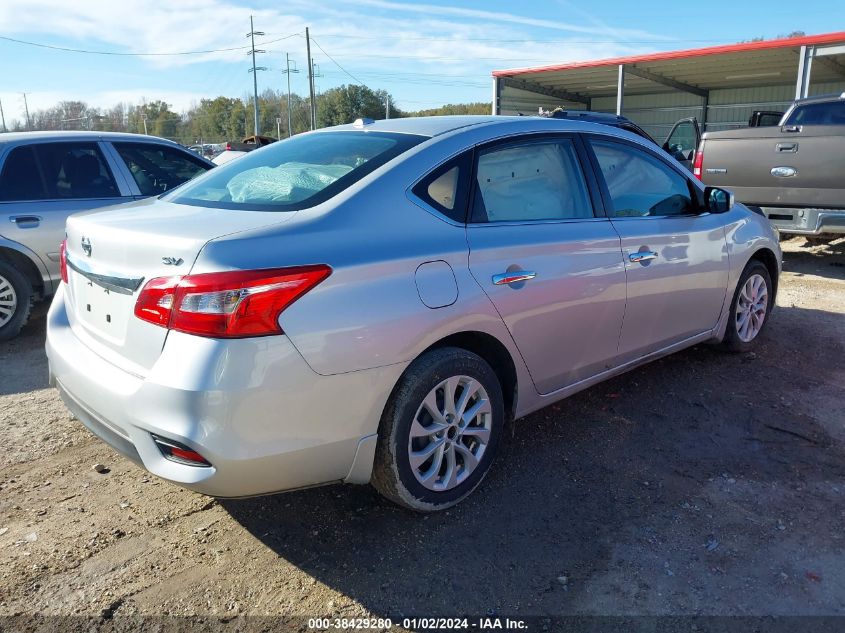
[695,93,845,239]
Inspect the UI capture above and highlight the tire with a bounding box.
[721,260,773,353]
[371,347,505,512]
[0,261,33,342]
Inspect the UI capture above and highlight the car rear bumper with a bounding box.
[45,286,403,498]
[757,207,845,235]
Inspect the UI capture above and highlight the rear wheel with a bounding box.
[721,261,772,353]
[371,347,504,512]
[0,262,32,342]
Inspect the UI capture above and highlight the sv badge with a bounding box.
[162,257,184,266]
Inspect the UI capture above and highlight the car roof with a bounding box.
[0,130,183,146]
[329,116,502,137]
[793,92,845,105]
[324,114,659,144]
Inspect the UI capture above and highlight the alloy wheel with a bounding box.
[0,274,18,328]
[408,375,492,492]
[735,273,768,343]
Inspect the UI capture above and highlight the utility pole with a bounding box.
[246,15,266,137]
[141,113,148,135]
[306,27,317,130]
[311,59,323,127]
[21,93,31,130]
[0,98,6,133]
[385,95,390,119]
[282,53,300,137]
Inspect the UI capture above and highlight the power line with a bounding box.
[309,37,367,85]
[265,48,614,62]
[0,33,301,57]
[318,71,488,89]
[309,34,726,44]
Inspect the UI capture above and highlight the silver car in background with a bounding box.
[0,132,213,340]
[46,116,781,511]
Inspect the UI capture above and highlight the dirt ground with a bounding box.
[1,237,843,626]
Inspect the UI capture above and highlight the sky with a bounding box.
[0,0,841,125]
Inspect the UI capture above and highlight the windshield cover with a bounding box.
[168,130,426,211]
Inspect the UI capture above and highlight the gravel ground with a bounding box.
[0,237,843,625]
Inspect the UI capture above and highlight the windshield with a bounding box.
[168,130,426,211]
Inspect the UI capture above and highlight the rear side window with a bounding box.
[590,140,695,218]
[412,153,471,223]
[471,139,593,223]
[36,143,118,199]
[0,146,45,201]
[113,143,210,196]
[785,101,845,126]
[0,142,118,201]
[169,131,426,211]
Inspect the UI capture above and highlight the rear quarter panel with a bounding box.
[190,130,539,416]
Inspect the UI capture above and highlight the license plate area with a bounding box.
[70,273,134,342]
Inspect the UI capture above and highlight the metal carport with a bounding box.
[491,31,845,142]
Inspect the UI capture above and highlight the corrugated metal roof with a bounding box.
[493,31,845,77]
[493,31,845,98]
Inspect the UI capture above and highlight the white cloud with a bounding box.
[332,0,669,40]
[0,0,664,119]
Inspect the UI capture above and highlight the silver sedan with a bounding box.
[46,116,781,511]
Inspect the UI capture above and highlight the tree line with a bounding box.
[4,85,490,145]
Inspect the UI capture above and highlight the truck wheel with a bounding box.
[721,261,773,353]
[0,261,33,342]
[371,347,504,512]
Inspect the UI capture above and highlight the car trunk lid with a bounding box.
[63,198,294,375]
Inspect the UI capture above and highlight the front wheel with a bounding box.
[371,347,504,512]
[721,260,773,353]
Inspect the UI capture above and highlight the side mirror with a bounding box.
[704,186,734,213]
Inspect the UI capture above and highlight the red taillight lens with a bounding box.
[134,275,182,326]
[134,265,331,338]
[692,149,704,180]
[59,239,68,283]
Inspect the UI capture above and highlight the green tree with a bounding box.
[406,102,490,117]
[316,84,399,128]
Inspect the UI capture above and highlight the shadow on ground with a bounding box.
[223,304,845,617]
[0,307,49,396]
[781,237,845,280]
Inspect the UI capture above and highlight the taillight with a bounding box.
[59,239,68,283]
[134,265,331,338]
[692,148,704,180]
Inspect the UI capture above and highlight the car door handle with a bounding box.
[10,215,41,227]
[629,251,658,263]
[776,143,798,152]
[492,271,537,285]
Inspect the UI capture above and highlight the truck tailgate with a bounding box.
[701,125,845,208]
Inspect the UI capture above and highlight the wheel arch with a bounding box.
[0,245,45,298]
[748,247,779,302]
[420,331,519,421]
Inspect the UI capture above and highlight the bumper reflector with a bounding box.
[151,434,211,467]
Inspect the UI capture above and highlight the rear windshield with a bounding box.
[168,131,425,211]
[785,101,845,126]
